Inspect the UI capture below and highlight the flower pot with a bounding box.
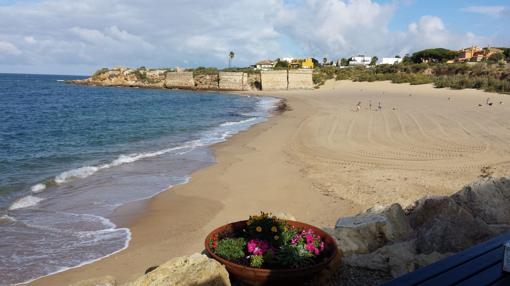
[204,220,340,285]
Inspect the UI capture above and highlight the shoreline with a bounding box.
[9,92,277,286]
[27,80,510,285]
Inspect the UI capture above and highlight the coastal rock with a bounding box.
[70,276,116,286]
[343,240,449,278]
[408,196,493,254]
[333,204,412,255]
[124,253,230,286]
[451,176,510,225]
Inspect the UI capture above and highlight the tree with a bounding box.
[323,57,328,66]
[228,51,235,68]
[411,48,459,63]
[487,52,504,64]
[395,55,401,58]
[274,60,289,69]
[340,58,349,66]
[370,56,378,66]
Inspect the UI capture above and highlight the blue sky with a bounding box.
[0,0,509,75]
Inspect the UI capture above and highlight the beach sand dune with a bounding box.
[28,80,510,285]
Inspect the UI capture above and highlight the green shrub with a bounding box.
[214,238,246,261]
[276,244,314,269]
[250,255,264,268]
[192,67,219,76]
[92,68,109,78]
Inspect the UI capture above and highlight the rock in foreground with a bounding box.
[123,253,230,286]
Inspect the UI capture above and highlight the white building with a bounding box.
[381,57,403,65]
[254,60,275,70]
[349,55,372,66]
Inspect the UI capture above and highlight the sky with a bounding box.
[0,0,509,75]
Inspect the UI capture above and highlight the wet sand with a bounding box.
[28,80,510,285]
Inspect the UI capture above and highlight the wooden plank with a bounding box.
[420,247,503,286]
[383,231,510,286]
[453,260,503,286]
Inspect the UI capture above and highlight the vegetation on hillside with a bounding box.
[313,62,510,94]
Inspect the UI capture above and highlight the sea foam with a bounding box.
[9,196,45,210]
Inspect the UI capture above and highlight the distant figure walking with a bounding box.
[356,101,362,112]
[378,102,382,111]
[369,100,372,111]
[487,97,493,106]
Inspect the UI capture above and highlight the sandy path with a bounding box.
[28,81,510,285]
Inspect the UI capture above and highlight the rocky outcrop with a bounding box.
[124,253,230,286]
[331,176,510,280]
[333,204,413,256]
[67,67,167,88]
[408,196,493,254]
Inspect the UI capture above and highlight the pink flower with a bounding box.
[305,243,317,253]
[306,235,314,244]
[247,239,269,256]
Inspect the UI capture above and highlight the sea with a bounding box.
[0,73,277,285]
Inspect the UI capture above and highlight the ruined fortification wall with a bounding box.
[194,74,219,90]
[219,72,247,90]
[288,69,314,90]
[260,70,288,90]
[165,72,194,89]
[72,67,313,91]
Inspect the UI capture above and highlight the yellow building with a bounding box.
[301,58,315,69]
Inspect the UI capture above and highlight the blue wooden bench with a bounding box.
[383,231,510,286]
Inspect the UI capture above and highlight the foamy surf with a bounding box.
[9,195,45,210]
[1,95,279,285]
[30,183,47,193]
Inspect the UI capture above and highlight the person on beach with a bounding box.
[378,102,382,111]
[369,100,372,111]
[356,101,361,112]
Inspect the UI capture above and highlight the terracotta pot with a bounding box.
[204,220,340,285]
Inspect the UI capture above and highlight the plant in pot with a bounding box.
[205,212,339,285]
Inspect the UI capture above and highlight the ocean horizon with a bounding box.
[0,73,277,285]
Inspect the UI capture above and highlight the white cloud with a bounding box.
[462,6,508,17]
[0,0,506,75]
[0,41,21,55]
[24,36,37,44]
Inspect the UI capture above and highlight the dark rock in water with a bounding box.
[451,177,510,226]
[144,265,159,274]
[408,196,493,254]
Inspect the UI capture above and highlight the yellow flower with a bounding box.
[274,235,279,240]
[256,226,262,232]
[271,226,278,233]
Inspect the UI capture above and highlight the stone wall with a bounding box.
[194,74,219,89]
[260,70,288,90]
[71,67,313,91]
[288,69,314,90]
[247,73,262,90]
[165,71,195,89]
[219,72,247,90]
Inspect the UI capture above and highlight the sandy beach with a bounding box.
[28,80,510,285]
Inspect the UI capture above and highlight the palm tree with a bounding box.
[228,51,235,68]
